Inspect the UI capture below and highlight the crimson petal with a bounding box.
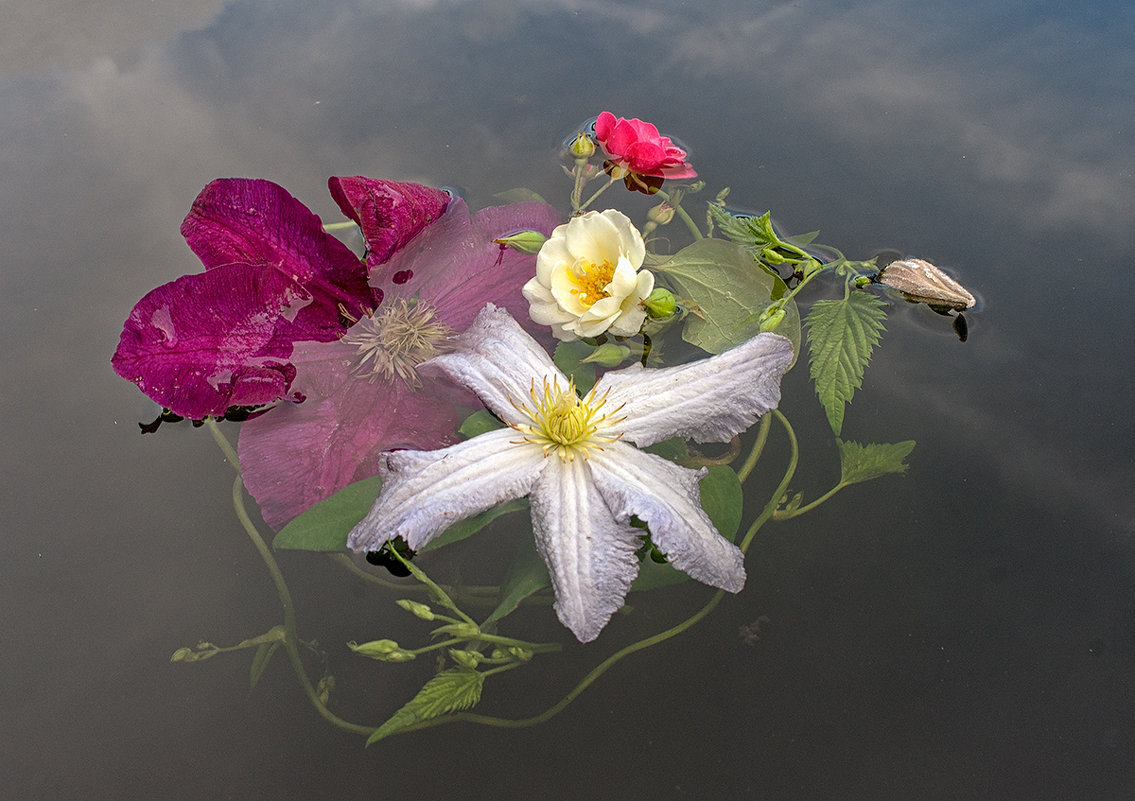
[328,176,450,270]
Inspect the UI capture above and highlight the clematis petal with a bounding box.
[529,457,642,642]
[424,304,567,424]
[347,428,546,552]
[111,264,304,419]
[590,444,745,592]
[180,178,378,337]
[594,332,794,447]
[328,176,450,268]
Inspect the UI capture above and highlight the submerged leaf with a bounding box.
[837,439,916,486]
[273,477,380,551]
[804,292,887,435]
[249,641,281,689]
[657,238,801,355]
[367,668,485,745]
[482,537,550,625]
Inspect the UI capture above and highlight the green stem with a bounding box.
[739,410,798,555]
[322,221,357,232]
[652,188,704,241]
[736,414,772,484]
[775,482,846,519]
[577,175,618,212]
[205,421,375,737]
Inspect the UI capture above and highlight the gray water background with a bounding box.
[3,1,1134,798]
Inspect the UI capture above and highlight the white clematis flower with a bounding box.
[348,304,795,642]
[522,209,654,341]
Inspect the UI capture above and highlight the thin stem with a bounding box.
[205,420,376,737]
[740,410,798,555]
[736,414,773,484]
[577,175,618,212]
[775,482,846,519]
[322,221,357,232]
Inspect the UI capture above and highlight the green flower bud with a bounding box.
[647,203,675,225]
[507,646,534,663]
[348,639,414,662]
[642,287,677,319]
[492,230,547,255]
[396,599,435,621]
[758,306,786,333]
[581,343,632,367]
[449,649,482,669]
[568,132,596,159]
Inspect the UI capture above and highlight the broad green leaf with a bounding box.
[837,439,916,486]
[420,498,528,552]
[367,668,485,745]
[482,537,550,625]
[804,292,887,436]
[657,238,801,355]
[458,409,502,438]
[272,477,380,551]
[553,340,596,393]
[632,464,743,591]
[249,641,281,689]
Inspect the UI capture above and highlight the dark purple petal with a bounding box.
[328,176,450,268]
[378,198,562,333]
[112,264,307,419]
[180,178,378,338]
[237,337,466,529]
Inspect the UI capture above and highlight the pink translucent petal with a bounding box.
[328,176,451,268]
[376,198,561,334]
[238,341,468,530]
[111,264,303,419]
[180,178,377,337]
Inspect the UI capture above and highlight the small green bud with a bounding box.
[396,599,435,621]
[761,248,786,265]
[647,203,675,225]
[492,230,547,255]
[581,343,632,367]
[316,674,335,705]
[170,647,193,663]
[348,639,417,662]
[642,287,677,319]
[568,132,596,159]
[758,306,786,333]
[507,646,534,662]
[431,621,481,640]
[449,649,482,669]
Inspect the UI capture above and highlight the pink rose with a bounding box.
[594,111,697,182]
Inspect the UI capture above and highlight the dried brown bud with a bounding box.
[878,258,975,311]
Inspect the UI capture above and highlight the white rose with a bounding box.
[523,209,654,341]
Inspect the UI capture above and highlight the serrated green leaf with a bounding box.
[631,464,743,591]
[804,292,887,436]
[837,439,916,486]
[367,668,485,745]
[272,476,380,551]
[657,238,801,355]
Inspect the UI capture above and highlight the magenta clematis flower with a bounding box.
[594,111,696,194]
[112,177,448,419]
[236,196,562,529]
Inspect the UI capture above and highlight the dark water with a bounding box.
[4,1,1134,798]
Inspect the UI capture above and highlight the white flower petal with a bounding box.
[529,457,642,642]
[595,332,794,447]
[590,444,745,592]
[425,304,567,422]
[347,427,545,552]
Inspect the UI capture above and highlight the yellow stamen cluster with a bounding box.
[568,259,616,308]
[341,299,453,387]
[510,376,624,461]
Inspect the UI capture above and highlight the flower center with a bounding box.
[569,258,616,308]
[510,377,624,461]
[341,299,453,388]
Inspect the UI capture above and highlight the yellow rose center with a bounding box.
[569,259,616,308]
[510,377,625,461]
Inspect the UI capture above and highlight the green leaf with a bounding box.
[657,238,801,355]
[837,439,916,486]
[420,498,528,552]
[249,641,281,689]
[272,476,380,551]
[493,187,548,205]
[631,464,743,591]
[553,340,596,393]
[482,537,550,625]
[458,409,502,438]
[367,668,485,745]
[804,291,887,436]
